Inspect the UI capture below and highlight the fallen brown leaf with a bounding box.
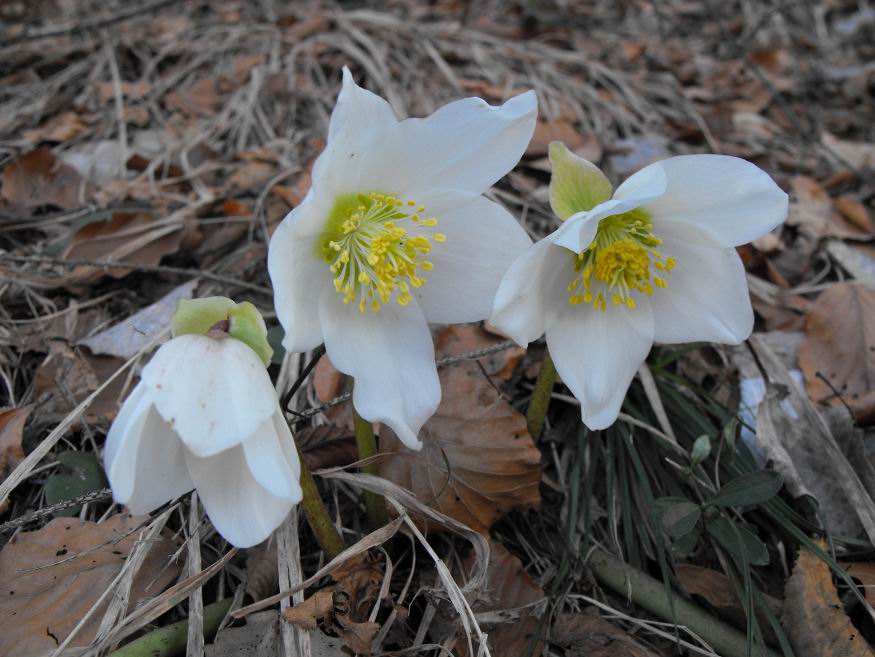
[0,406,29,482]
[788,176,870,242]
[0,147,92,210]
[23,111,89,144]
[34,340,129,424]
[435,324,526,381]
[297,423,357,471]
[675,563,782,644]
[526,119,584,158]
[380,362,542,534]
[799,283,875,410]
[0,514,180,657]
[783,543,875,657]
[553,608,658,657]
[835,195,874,233]
[164,78,220,117]
[823,132,875,171]
[457,541,545,657]
[0,406,31,512]
[282,552,385,654]
[61,211,192,286]
[227,160,277,194]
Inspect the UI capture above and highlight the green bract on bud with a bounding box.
[548,141,613,219]
[171,297,274,366]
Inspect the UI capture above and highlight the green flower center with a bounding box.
[319,192,444,313]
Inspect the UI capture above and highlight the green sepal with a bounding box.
[172,297,273,366]
[228,301,273,366]
[548,141,613,219]
[171,297,235,338]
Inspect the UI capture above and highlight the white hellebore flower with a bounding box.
[103,298,302,548]
[491,142,789,430]
[268,68,537,449]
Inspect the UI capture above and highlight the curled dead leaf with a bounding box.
[380,361,542,534]
[553,608,658,657]
[456,541,545,657]
[0,406,31,513]
[435,324,526,381]
[0,147,92,210]
[0,514,180,657]
[282,552,387,655]
[783,543,875,657]
[799,283,875,416]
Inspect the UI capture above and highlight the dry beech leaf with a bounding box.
[282,553,385,655]
[841,562,875,601]
[526,119,585,158]
[456,541,545,657]
[312,354,353,430]
[0,514,180,657]
[297,424,357,471]
[835,196,874,233]
[0,147,92,210]
[822,133,875,171]
[23,112,88,144]
[0,406,31,512]
[164,78,220,116]
[380,362,542,534]
[61,211,190,285]
[34,339,129,424]
[553,608,658,657]
[675,563,781,644]
[788,176,870,241]
[227,160,277,194]
[783,543,875,657]
[435,324,526,382]
[799,283,875,410]
[79,280,198,359]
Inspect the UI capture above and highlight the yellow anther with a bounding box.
[321,192,444,312]
[565,208,675,311]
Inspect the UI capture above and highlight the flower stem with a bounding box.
[353,405,389,531]
[527,350,556,441]
[295,441,345,558]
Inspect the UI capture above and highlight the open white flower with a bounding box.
[103,298,302,548]
[491,142,788,430]
[268,68,537,449]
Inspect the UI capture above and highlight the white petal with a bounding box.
[142,335,277,458]
[105,386,193,512]
[268,195,330,353]
[612,159,668,203]
[546,301,654,430]
[358,91,538,201]
[637,155,788,247]
[318,289,439,450]
[490,236,569,346]
[241,408,303,502]
[310,68,398,197]
[649,223,753,344]
[414,197,532,324]
[185,446,294,548]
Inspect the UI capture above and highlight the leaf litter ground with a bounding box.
[1,1,875,656]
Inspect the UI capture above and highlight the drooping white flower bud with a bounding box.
[103,297,301,547]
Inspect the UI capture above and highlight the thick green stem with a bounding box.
[353,406,389,531]
[527,351,557,440]
[589,548,779,657]
[296,441,345,558]
[107,598,232,657]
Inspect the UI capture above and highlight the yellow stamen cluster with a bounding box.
[567,209,675,311]
[321,192,442,313]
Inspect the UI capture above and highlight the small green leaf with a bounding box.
[45,451,106,517]
[171,297,235,338]
[690,434,711,467]
[670,524,701,560]
[706,515,769,566]
[266,326,286,365]
[710,470,783,508]
[228,301,273,366]
[722,416,738,454]
[548,141,613,219]
[653,496,702,538]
